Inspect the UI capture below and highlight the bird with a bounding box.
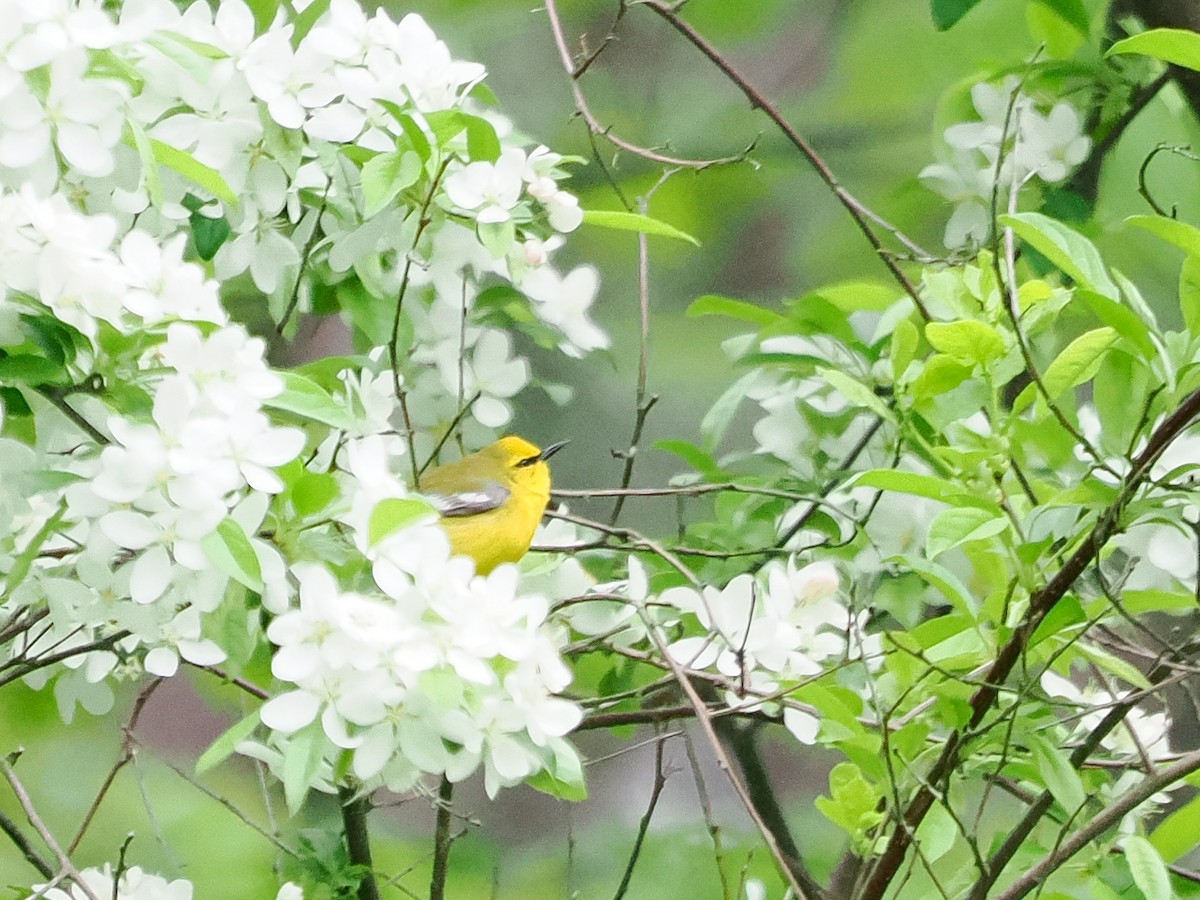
[419,435,567,574]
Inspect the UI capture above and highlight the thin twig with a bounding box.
[640,0,930,319]
[543,0,752,170]
[388,158,452,486]
[612,734,671,899]
[277,177,332,335]
[69,679,162,853]
[1,752,101,900]
[0,808,53,879]
[609,176,670,527]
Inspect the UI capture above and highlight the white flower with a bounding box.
[1012,102,1090,183]
[33,865,193,900]
[119,231,225,324]
[1042,670,1173,762]
[544,189,583,232]
[922,77,1089,248]
[434,329,529,428]
[444,148,526,224]
[520,264,608,357]
[144,605,226,676]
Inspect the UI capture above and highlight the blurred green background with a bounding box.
[6,0,1200,896]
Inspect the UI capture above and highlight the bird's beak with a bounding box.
[539,440,569,461]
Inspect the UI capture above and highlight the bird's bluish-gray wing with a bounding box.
[426,481,510,517]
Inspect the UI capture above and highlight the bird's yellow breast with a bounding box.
[419,436,556,574]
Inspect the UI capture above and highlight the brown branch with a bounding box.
[631,599,822,898]
[429,776,455,900]
[639,0,931,320]
[994,748,1200,900]
[340,784,380,900]
[858,382,1200,900]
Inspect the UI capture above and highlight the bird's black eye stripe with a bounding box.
[515,454,540,468]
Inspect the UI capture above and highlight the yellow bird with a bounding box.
[419,435,567,574]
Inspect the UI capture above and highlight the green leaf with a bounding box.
[243,0,279,34]
[201,517,264,592]
[1152,790,1200,861]
[19,314,82,365]
[815,762,885,843]
[891,318,919,382]
[196,710,261,774]
[1125,834,1173,900]
[0,354,67,385]
[1028,732,1086,813]
[1013,326,1117,413]
[1127,213,1200,258]
[1033,0,1089,35]
[290,0,331,47]
[1029,595,1084,648]
[187,198,231,261]
[462,113,502,163]
[911,354,972,399]
[263,372,356,429]
[1072,642,1151,691]
[926,507,1008,558]
[654,439,726,482]
[1027,1,1087,57]
[368,497,437,545]
[915,801,958,863]
[1121,589,1197,615]
[125,118,163,207]
[526,741,588,801]
[890,553,978,615]
[1000,212,1118,299]
[582,210,700,246]
[700,371,759,451]
[426,109,469,146]
[930,0,983,30]
[854,469,1001,512]
[147,138,237,206]
[1108,27,1200,72]
[281,724,325,814]
[816,367,895,421]
[361,150,422,216]
[808,280,899,313]
[3,502,66,595]
[924,320,1006,367]
[375,102,433,162]
[687,294,784,327]
[477,219,515,258]
[292,471,339,518]
[1074,289,1154,358]
[1181,255,1200,335]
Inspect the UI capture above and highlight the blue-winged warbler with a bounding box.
[419,436,567,574]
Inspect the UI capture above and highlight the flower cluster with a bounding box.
[664,560,864,743]
[251,435,582,799]
[921,77,1091,248]
[1041,669,1172,762]
[0,0,600,802]
[0,187,303,719]
[32,866,301,900]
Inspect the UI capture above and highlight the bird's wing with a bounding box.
[426,481,510,518]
